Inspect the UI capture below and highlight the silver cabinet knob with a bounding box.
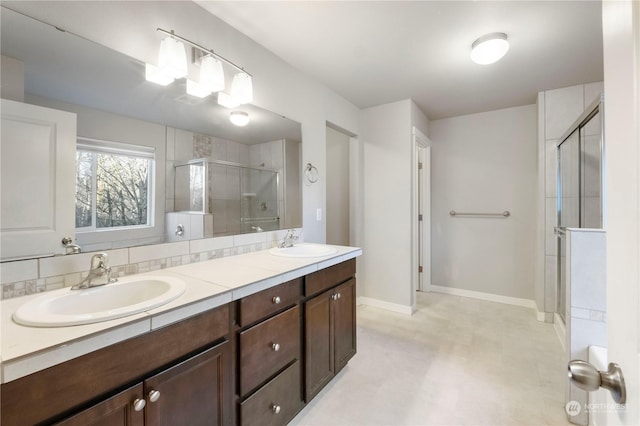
[331,294,337,301]
[271,404,281,414]
[133,398,146,412]
[568,360,626,404]
[337,292,341,299]
[272,343,280,351]
[272,296,281,304]
[148,389,161,403]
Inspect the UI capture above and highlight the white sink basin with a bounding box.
[269,243,338,258]
[13,275,186,327]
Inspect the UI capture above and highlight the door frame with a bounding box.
[411,127,432,302]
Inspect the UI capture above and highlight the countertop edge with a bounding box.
[1,245,362,384]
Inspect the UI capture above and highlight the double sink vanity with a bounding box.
[0,243,361,425]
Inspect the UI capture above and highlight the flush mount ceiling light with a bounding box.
[470,32,509,65]
[145,28,253,103]
[229,111,250,127]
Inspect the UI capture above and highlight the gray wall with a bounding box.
[430,104,537,301]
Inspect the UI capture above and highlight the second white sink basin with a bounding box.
[269,243,338,258]
[13,275,186,327]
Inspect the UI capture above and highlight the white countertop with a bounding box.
[0,244,362,384]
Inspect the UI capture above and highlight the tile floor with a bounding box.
[290,291,572,426]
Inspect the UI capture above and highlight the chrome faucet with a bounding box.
[279,229,298,248]
[71,253,117,290]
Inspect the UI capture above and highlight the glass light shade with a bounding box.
[186,79,212,98]
[229,111,250,127]
[231,72,253,104]
[470,33,509,65]
[200,55,225,93]
[145,63,174,86]
[217,92,241,108]
[158,36,188,79]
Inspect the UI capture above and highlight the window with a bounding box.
[75,138,155,231]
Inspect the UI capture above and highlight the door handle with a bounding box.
[554,227,566,237]
[568,360,626,404]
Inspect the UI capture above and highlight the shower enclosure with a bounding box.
[555,94,604,322]
[174,159,281,235]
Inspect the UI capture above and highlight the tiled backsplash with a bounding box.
[0,229,301,300]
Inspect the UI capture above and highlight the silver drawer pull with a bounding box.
[148,389,161,403]
[271,343,280,351]
[133,398,146,412]
[271,403,281,414]
[272,296,281,304]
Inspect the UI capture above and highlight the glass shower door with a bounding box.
[557,130,580,322]
[555,98,604,323]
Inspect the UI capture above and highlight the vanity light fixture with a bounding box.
[229,111,250,127]
[470,32,509,65]
[217,92,241,108]
[231,72,253,104]
[158,35,188,78]
[186,79,212,98]
[145,63,174,86]
[145,28,253,104]
[199,55,225,93]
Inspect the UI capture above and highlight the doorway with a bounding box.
[326,125,351,246]
[412,127,432,295]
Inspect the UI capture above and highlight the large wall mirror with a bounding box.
[1,6,302,259]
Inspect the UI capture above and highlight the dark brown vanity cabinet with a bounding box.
[0,258,358,426]
[236,278,304,426]
[57,342,232,426]
[304,260,357,401]
[1,305,233,426]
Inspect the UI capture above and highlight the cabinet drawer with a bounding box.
[239,306,300,396]
[238,278,301,327]
[240,360,302,426]
[305,259,355,297]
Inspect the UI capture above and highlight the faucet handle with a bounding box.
[90,253,108,269]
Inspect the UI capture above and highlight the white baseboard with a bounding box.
[536,311,547,322]
[429,285,537,310]
[358,296,413,315]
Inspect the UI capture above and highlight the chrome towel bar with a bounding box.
[449,210,510,218]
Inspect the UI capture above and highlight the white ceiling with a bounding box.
[196,1,603,120]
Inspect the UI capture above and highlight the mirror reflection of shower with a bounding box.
[555,94,604,322]
[174,159,281,237]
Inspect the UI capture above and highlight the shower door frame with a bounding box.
[555,94,605,322]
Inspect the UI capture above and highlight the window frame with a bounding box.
[75,136,164,249]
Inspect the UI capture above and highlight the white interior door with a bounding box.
[603,1,639,424]
[0,99,76,260]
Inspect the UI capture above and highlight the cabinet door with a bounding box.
[144,341,232,426]
[304,290,333,401]
[56,384,144,426]
[333,278,357,373]
[0,99,76,260]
